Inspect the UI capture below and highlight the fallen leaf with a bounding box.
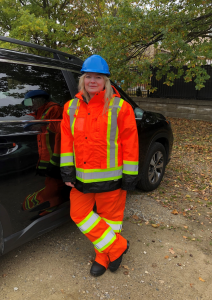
[169,248,175,255]
[171,209,178,215]
[183,236,187,239]
[131,268,134,271]
[145,221,149,225]
[177,263,182,266]
[132,215,139,220]
[164,255,169,259]
[61,289,65,294]
[199,277,205,282]
[204,198,208,201]
[186,195,191,198]
[152,224,160,228]
[123,271,129,275]
[184,226,188,229]
[201,222,203,225]
[183,212,187,216]
[122,265,129,270]
[191,238,195,241]
[190,283,193,287]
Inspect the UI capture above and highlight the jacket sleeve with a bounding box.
[117,101,139,191]
[60,101,76,183]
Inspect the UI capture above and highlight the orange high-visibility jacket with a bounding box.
[31,101,63,173]
[60,87,139,193]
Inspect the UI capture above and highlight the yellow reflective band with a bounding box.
[123,160,139,175]
[102,217,123,233]
[106,98,114,168]
[93,227,116,252]
[123,160,139,165]
[67,99,74,116]
[61,153,74,157]
[41,107,51,119]
[77,211,94,228]
[93,227,112,246]
[76,166,123,183]
[82,216,101,234]
[71,99,80,136]
[60,152,75,167]
[98,235,116,252]
[114,125,119,167]
[102,217,122,225]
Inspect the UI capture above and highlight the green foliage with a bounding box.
[0,0,212,90]
[93,0,212,90]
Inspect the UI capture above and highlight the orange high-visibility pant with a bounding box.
[70,188,128,269]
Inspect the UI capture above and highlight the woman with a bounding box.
[60,55,139,276]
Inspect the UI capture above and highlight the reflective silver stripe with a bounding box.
[60,155,74,165]
[76,168,122,182]
[78,212,99,233]
[105,222,122,232]
[68,98,79,135]
[94,229,116,250]
[108,97,123,168]
[123,163,139,172]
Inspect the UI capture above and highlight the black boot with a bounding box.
[90,261,106,277]
[108,240,130,272]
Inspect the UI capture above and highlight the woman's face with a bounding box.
[84,72,105,98]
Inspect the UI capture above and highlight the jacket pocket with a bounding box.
[75,117,85,132]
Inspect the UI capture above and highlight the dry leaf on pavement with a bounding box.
[152,224,160,228]
[122,265,129,270]
[171,209,178,215]
[169,248,175,255]
[164,255,169,259]
[199,277,206,282]
[183,236,187,239]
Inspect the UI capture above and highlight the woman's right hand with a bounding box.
[65,182,75,187]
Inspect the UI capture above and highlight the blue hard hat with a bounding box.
[81,55,110,76]
[24,90,49,99]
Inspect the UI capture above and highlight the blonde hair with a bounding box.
[78,73,114,113]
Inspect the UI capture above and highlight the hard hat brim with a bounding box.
[81,69,110,76]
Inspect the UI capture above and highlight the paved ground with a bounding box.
[0,117,211,300]
[0,192,212,300]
